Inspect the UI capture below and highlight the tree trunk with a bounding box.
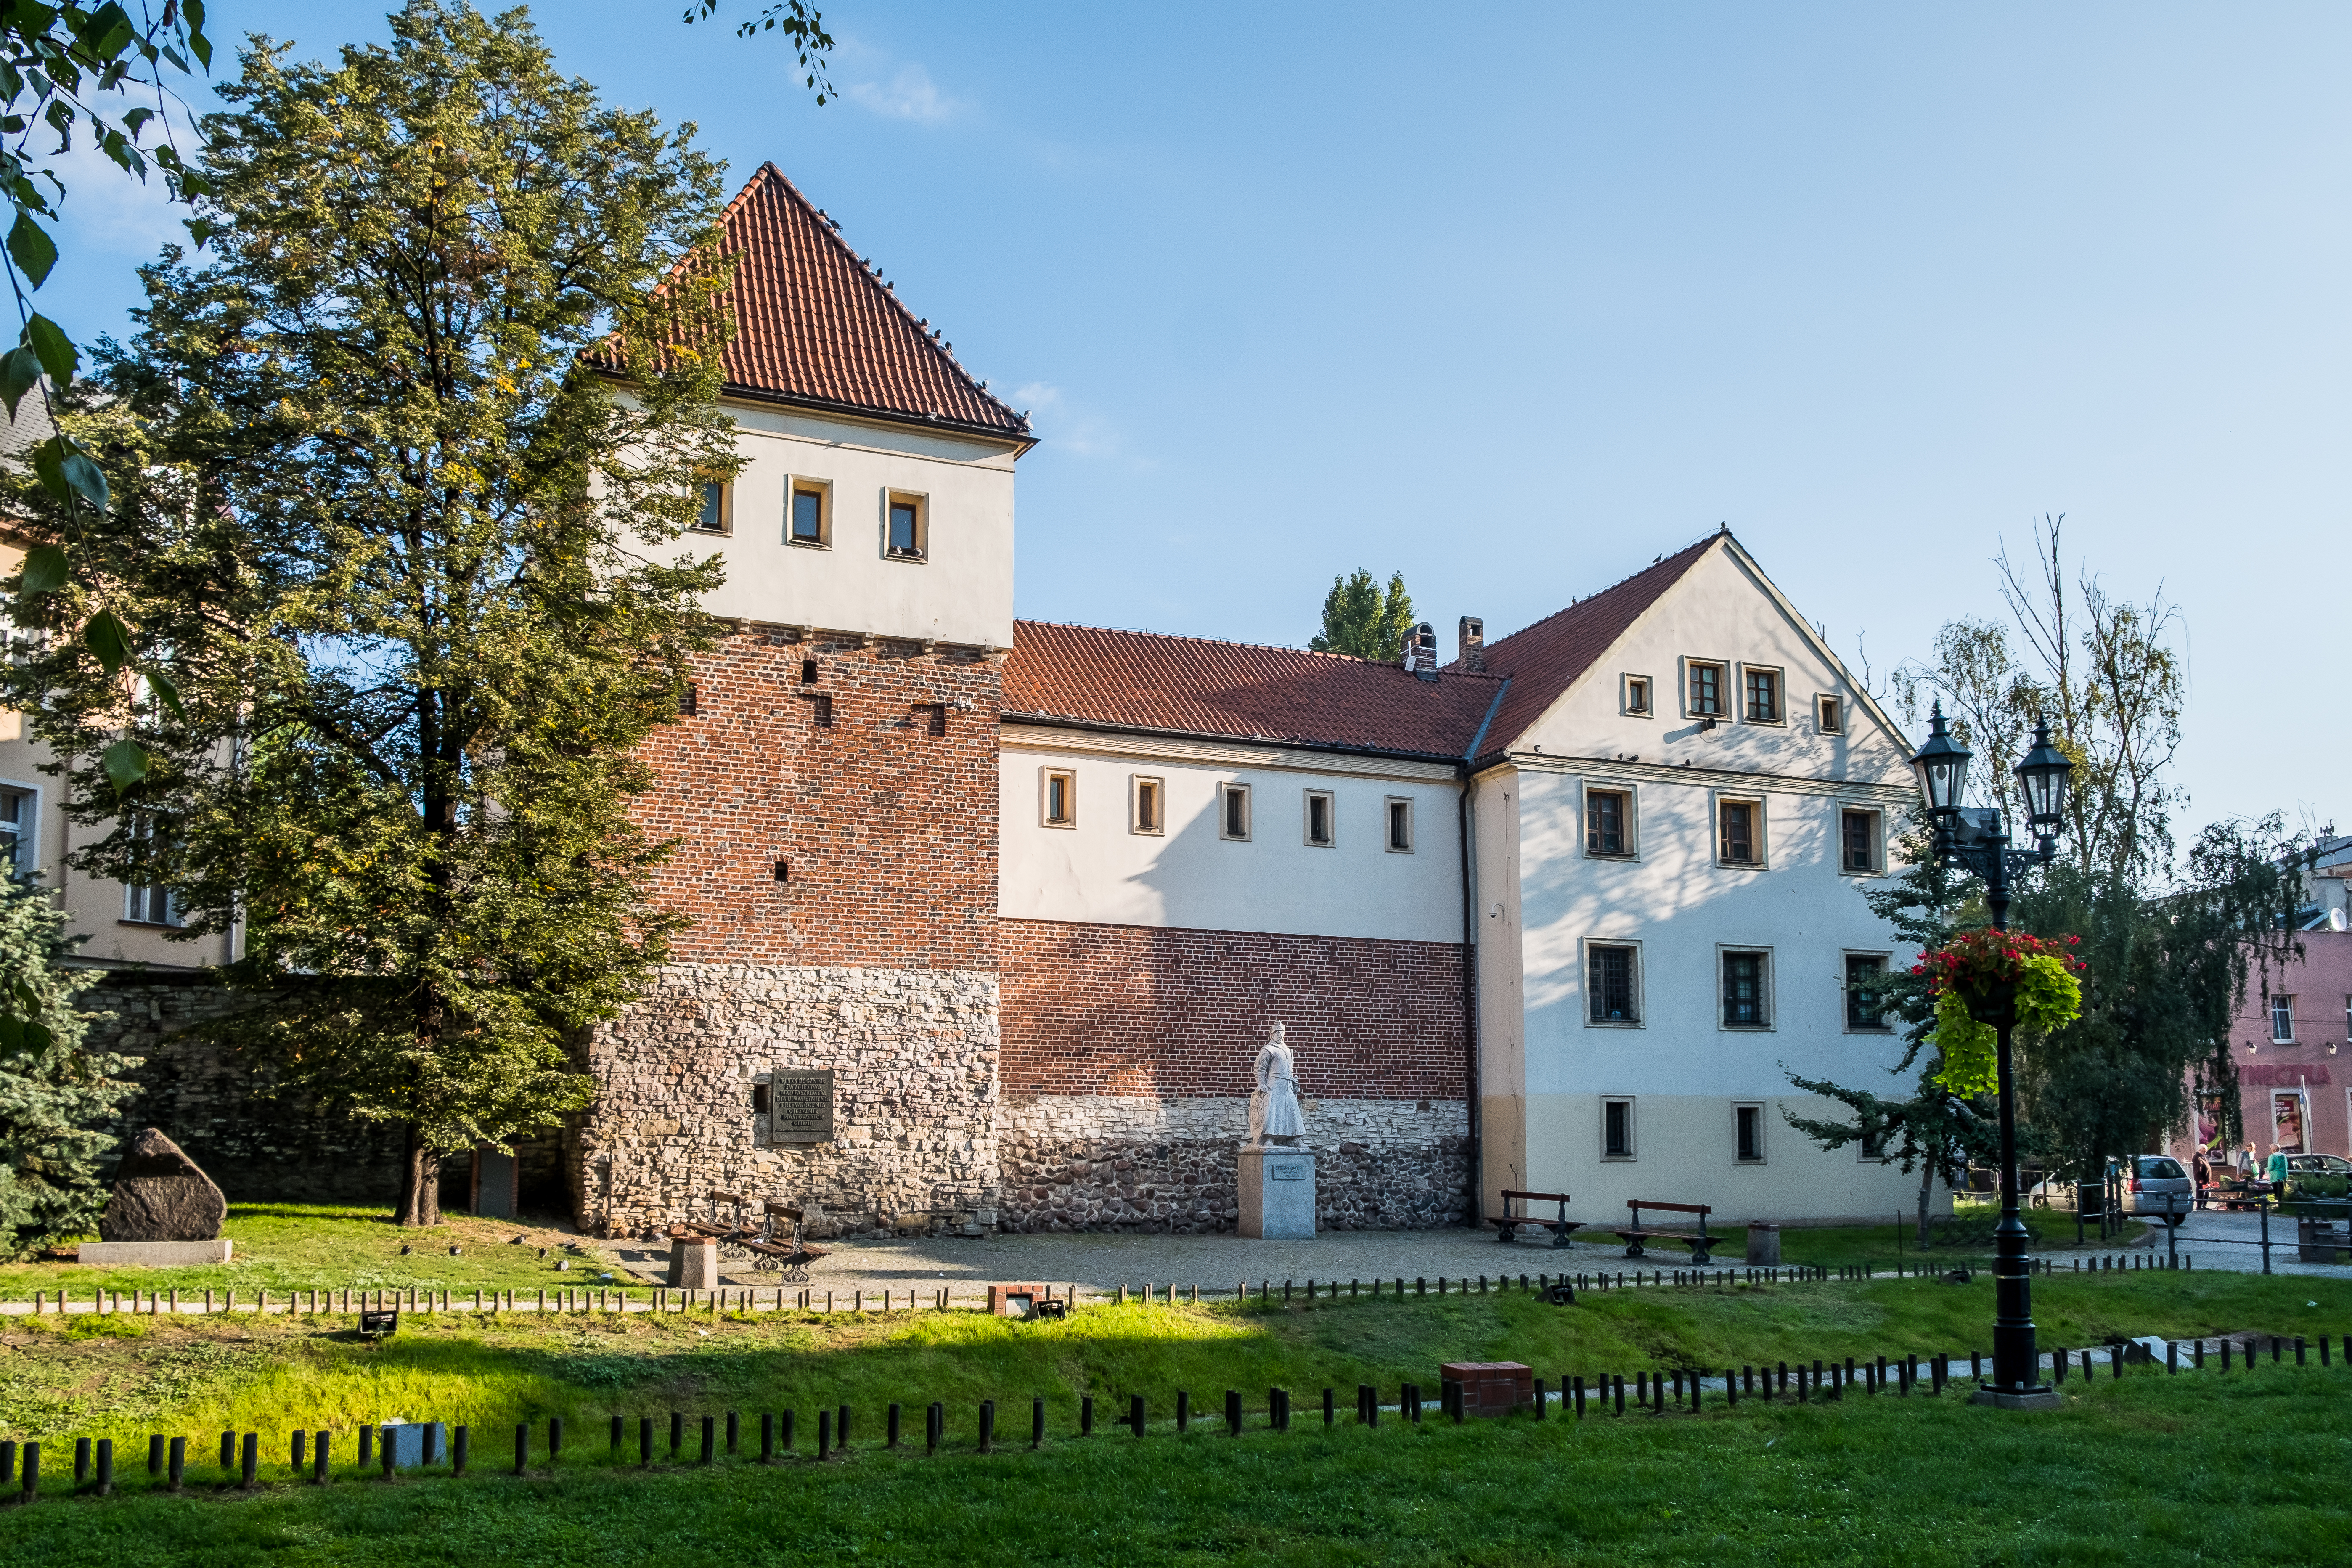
[1916,1165,1934,1250]
[396,1124,443,1228]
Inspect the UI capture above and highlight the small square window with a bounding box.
[804,692,834,728]
[1304,790,1335,847]
[1587,943,1640,1025]
[1719,800,1760,866]
[694,479,732,535]
[1735,1103,1765,1163]
[1624,675,1652,717]
[1840,808,1881,874]
[1845,954,1890,1030]
[1602,1097,1635,1160]
[1722,949,1770,1028]
[1131,776,1165,835]
[1743,667,1782,723]
[1042,768,1076,829]
[800,659,819,685]
[677,683,699,718]
[885,491,927,560]
[1687,660,1725,717]
[789,482,830,547]
[1385,797,1414,853]
[1221,783,1252,842]
[1817,694,1843,734]
[1586,788,1629,856]
[2271,995,2296,1044]
[914,703,946,738]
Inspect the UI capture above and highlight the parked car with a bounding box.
[2286,1154,2352,1179]
[2113,1155,2193,1224]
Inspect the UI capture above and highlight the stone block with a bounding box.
[77,1239,234,1267]
[987,1282,1053,1317]
[1745,1222,1781,1266]
[1237,1146,1315,1239]
[379,1421,446,1470]
[669,1234,718,1289]
[98,1128,226,1242]
[1440,1361,1532,1417]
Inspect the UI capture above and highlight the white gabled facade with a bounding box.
[1469,535,1931,1226]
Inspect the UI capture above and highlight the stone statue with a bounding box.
[1246,1022,1305,1147]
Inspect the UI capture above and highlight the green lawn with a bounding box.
[0,1345,2343,1566]
[0,1205,644,1300]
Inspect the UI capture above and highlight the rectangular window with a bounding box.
[1859,1123,1886,1160]
[915,703,946,738]
[1042,768,1076,829]
[677,683,699,718]
[1385,797,1414,853]
[1744,667,1781,723]
[694,479,731,534]
[1719,800,1758,865]
[1817,694,1843,734]
[1602,1098,1635,1160]
[1586,789,1628,856]
[1131,776,1164,835]
[123,816,177,927]
[1722,950,1769,1028]
[800,659,819,685]
[0,788,26,870]
[1588,943,1640,1025]
[805,692,833,728]
[1221,783,1252,842]
[1845,954,1889,1030]
[885,492,927,560]
[1304,790,1335,847]
[1687,660,1724,717]
[1624,675,1652,716]
[1735,1103,1765,1163]
[2271,995,2296,1044]
[1840,808,1880,874]
[789,483,829,546]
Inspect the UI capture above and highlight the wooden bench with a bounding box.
[1613,1200,1728,1266]
[1485,1189,1583,1247]
[738,1201,828,1283]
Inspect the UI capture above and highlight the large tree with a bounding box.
[1310,569,1416,661]
[0,0,736,1225]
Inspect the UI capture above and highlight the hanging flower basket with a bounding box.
[1915,929,2085,1096]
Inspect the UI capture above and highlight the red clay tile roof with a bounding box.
[619,164,1030,441]
[1460,531,1720,764]
[1005,621,1506,761]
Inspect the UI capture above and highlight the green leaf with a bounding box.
[0,344,42,418]
[100,737,148,793]
[84,608,130,674]
[24,313,75,384]
[58,447,107,511]
[145,666,185,719]
[7,211,56,288]
[19,543,67,593]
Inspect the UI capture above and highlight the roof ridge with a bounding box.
[1014,618,1506,678]
[1481,528,1723,652]
[749,164,1027,431]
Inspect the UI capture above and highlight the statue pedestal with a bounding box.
[1238,1146,1316,1239]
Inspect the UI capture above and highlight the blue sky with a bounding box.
[41,3,2351,845]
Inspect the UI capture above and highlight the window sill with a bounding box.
[1719,1024,1775,1033]
[118,919,181,930]
[788,537,831,551]
[1743,716,1787,727]
[885,549,928,564]
[1734,1158,1767,1166]
[1717,859,1767,871]
[1130,828,1165,837]
[1041,821,1075,831]
[1843,1024,1895,1035]
[1584,849,1638,861]
[1599,1153,1637,1162]
[688,526,731,539]
[1585,1018,1644,1029]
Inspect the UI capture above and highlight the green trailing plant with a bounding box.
[0,870,138,1258]
[0,1,736,1227]
[1919,928,2085,1096]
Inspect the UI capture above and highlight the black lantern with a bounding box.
[2013,721,2072,838]
[1909,704,1971,818]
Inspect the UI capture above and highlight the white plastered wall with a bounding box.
[675,397,1020,647]
[998,726,1462,943]
[1480,536,1933,1224]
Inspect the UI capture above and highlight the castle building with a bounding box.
[576,164,1938,1239]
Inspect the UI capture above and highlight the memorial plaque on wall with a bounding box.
[768,1068,835,1143]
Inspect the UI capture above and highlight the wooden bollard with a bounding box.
[514,1423,528,1475]
[977,1399,993,1454]
[313,1432,329,1483]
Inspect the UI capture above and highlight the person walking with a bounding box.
[2192,1149,2212,1210]
[2267,1145,2290,1189]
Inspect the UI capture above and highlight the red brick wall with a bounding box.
[1001,918,1466,1099]
[634,632,1000,968]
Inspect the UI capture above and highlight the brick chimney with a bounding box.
[1458,616,1486,673]
[1402,622,1439,681]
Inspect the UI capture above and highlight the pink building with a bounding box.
[2177,929,2352,1168]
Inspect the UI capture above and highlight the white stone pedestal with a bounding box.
[669,1234,718,1288]
[1238,1146,1316,1239]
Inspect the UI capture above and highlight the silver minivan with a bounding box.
[2120,1154,2193,1224]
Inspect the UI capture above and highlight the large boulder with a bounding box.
[97,1128,227,1242]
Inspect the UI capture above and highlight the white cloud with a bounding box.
[848,64,959,125]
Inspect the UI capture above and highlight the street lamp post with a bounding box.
[1908,705,2074,1411]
